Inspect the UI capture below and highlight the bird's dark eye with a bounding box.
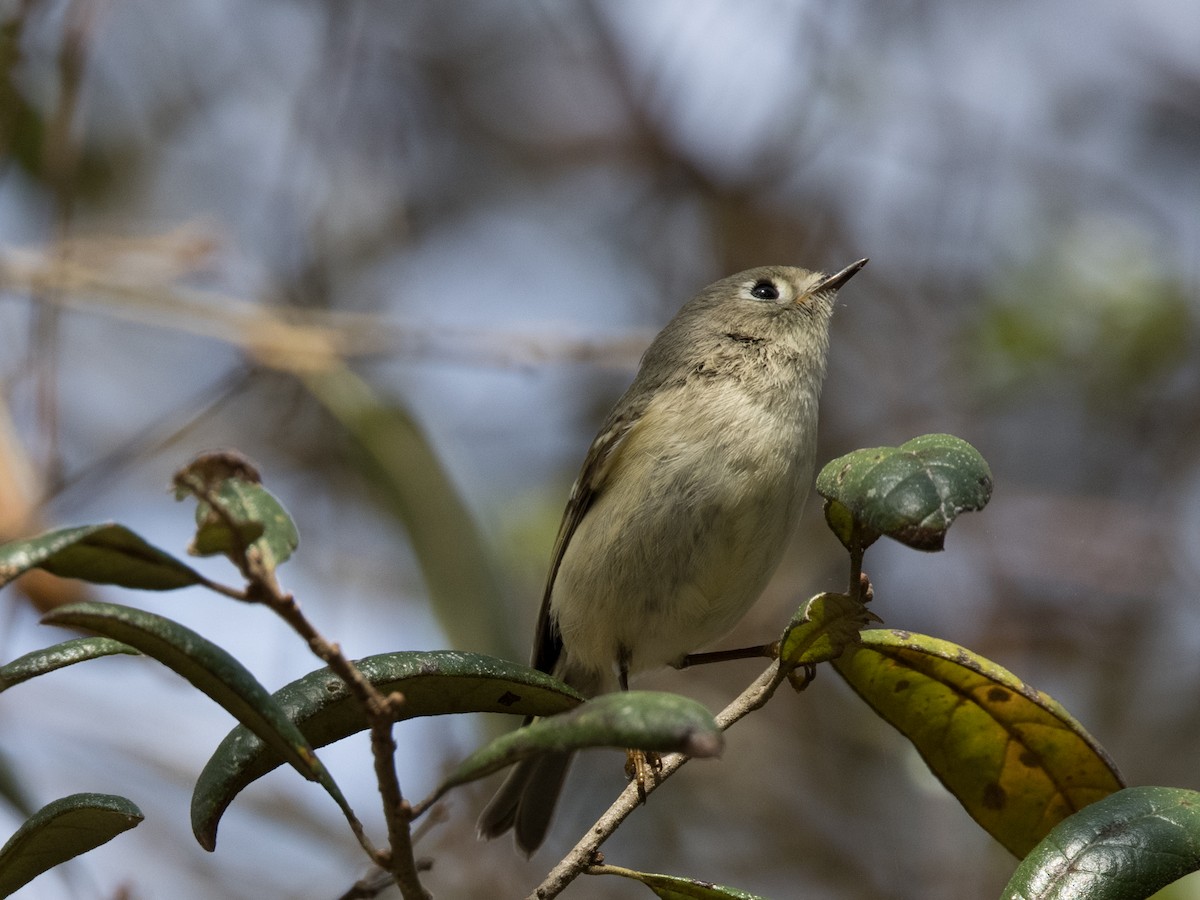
[750,280,779,300]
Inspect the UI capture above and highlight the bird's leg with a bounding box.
[617,644,660,801]
[675,643,778,669]
[626,748,661,802]
[677,576,876,671]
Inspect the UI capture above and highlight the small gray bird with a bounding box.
[478,260,867,854]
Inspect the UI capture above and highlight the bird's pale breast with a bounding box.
[550,376,817,686]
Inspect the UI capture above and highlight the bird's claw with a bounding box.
[625,748,662,802]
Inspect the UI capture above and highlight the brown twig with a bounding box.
[177,472,428,899]
[248,568,427,899]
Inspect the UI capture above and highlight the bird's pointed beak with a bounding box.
[812,258,868,295]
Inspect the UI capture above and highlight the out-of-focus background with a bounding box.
[0,2,1197,898]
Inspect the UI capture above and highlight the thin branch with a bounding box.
[252,574,427,899]
[175,472,428,898]
[193,574,252,602]
[0,242,652,372]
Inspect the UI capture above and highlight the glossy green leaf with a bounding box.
[779,591,877,669]
[173,452,298,572]
[0,637,138,691]
[593,864,766,899]
[1002,787,1200,900]
[816,433,993,551]
[0,793,142,898]
[434,691,722,799]
[42,602,324,786]
[0,524,204,592]
[192,650,583,850]
[833,629,1123,858]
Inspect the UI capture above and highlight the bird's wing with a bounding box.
[531,409,643,676]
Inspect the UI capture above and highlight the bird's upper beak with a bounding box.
[811,258,868,295]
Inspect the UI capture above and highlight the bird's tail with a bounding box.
[477,660,606,854]
[476,750,574,856]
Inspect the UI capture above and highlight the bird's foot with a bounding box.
[625,748,662,802]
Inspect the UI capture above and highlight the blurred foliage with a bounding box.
[973,218,1193,401]
[0,15,122,204]
[0,20,46,182]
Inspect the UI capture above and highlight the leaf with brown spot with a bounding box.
[833,629,1124,857]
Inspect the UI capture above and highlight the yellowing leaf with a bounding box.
[833,629,1124,857]
[779,592,877,668]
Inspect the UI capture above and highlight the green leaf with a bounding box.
[0,637,139,692]
[833,629,1123,858]
[173,452,298,573]
[816,433,993,551]
[0,793,143,898]
[779,591,877,669]
[192,497,265,559]
[820,497,861,551]
[192,480,296,569]
[434,691,722,799]
[0,524,205,592]
[1002,787,1200,900]
[191,650,584,850]
[42,602,324,786]
[592,864,766,899]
